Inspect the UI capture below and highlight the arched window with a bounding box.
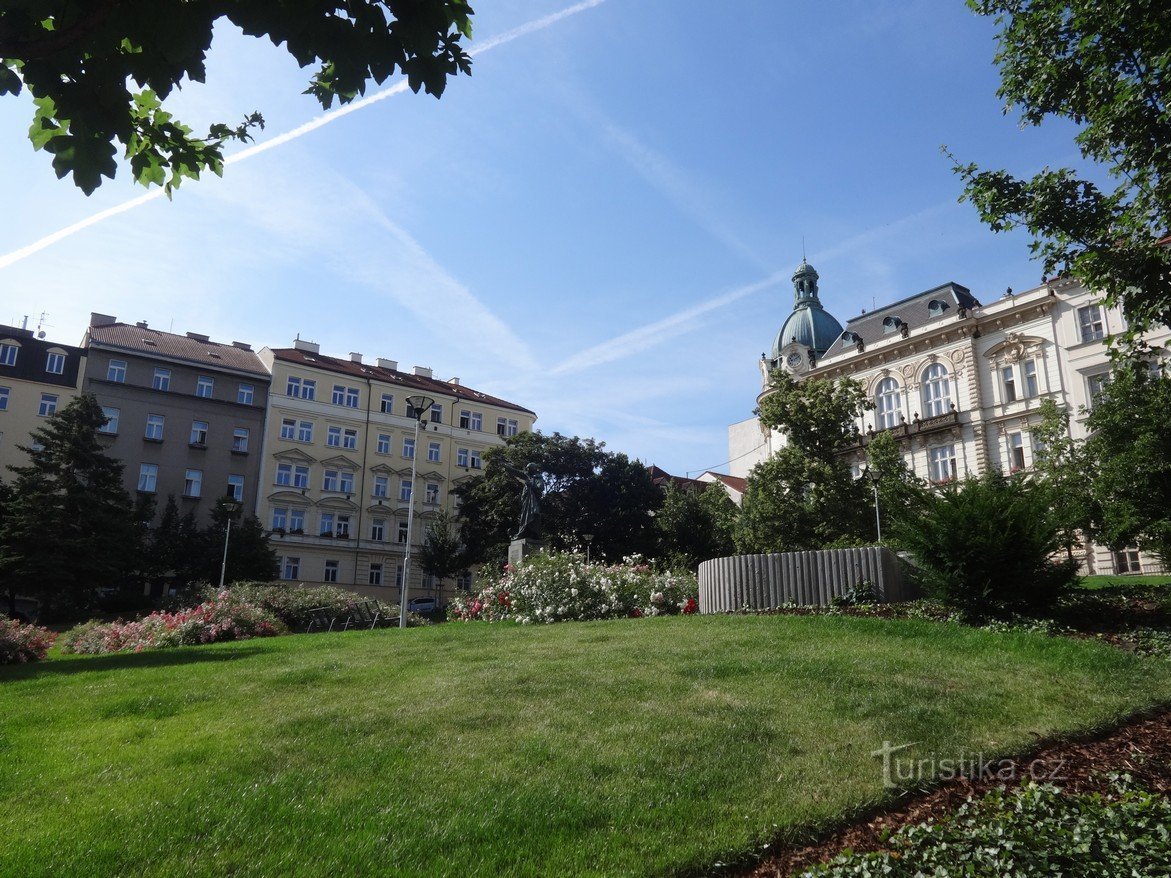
[875,377,901,429]
[921,363,951,417]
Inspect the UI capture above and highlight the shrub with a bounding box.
[0,618,56,664]
[449,552,698,624]
[58,595,286,655]
[205,582,426,629]
[804,777,1171,877]
[891,471,1078,616]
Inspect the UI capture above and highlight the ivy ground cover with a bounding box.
[3,615,1171,877]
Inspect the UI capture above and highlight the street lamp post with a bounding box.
[583,533,594,565]
[861,466,882,544]
[218,490,242,589]
[400,394,435,628]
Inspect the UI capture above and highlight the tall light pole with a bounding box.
[218,489,242,589]
[583,533,594,565]
[862,466,882,544]
[400,394,434,628]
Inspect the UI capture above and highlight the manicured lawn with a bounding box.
[3,615,1171,877]
[1079,574,1171,590]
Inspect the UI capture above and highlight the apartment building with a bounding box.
[727,263,1169,575]
[257,339,536,604]
[0,323,84,471]
[80,314,271,525]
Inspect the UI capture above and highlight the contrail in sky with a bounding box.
[0,0,606,270]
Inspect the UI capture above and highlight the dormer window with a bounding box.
[927,299,949,317]
[882,316,903,334]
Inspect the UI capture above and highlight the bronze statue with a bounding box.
[503,462,544,540]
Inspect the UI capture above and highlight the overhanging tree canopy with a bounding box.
[0,0,474,193]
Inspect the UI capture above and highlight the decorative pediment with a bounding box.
[317,496,359,512]
[272,447,316,463]
[320,453,361,470]
[416,469,446,482]
[370,462,396,475]
[267,490,312,506]
[367,500,393,514]
[983,333,1046,363]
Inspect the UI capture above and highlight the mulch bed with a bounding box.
[737,706,1171,877]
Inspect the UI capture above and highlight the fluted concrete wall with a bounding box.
[697,547,913,613]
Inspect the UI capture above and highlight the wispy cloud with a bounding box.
[0,0,607,271]
[551,270,787,375]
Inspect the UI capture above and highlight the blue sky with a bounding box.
[0,1,1086,476]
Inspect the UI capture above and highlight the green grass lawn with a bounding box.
[4,615,1171,877]
[1079,574,1171,590]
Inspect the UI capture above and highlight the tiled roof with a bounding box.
[705,472,747,493]
[86,324,268,375]
[271,348,536,416]
[825,282,981,355]
[647,464,705,491]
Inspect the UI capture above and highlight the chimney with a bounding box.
[412,365,433,379]
[293,338,320,354]
[136,320,149,329]
[232,341,253,351]
[448,377,460,386]
[186,331,211,343]
[349,352,363,364]
[377,358,398,371]
[90,313,116,327]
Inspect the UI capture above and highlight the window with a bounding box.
[470,450,481,469]
[1023,360,1039,398]
[495,417,519,437]
[459,410,471,429]
[427,442,441,463]
[874,378,901,429]
[1001,366,1017,403]
[1114,548,1142,574]
[377,433,391,454]
[430,403,443,424]
[289,508,305,532]
[425,483,440,504]
[323,560,339,583]
[232,428,249,452]
[339,471,354,493]
[293,466,309,488]
[396,564,404,588]
[332,385,359,407]
[928,445,957,483]
[184,469,203,497]
[1078,304,1105,343]
[323,469,340,491]
[422,574,437,591]
[369,563,383,586]
[457,571,474,592]
[107,359,126,382]
[1087,373,1110,409]
[0,386,8,411]
[145,414,164,441]
[1008,431,1025,472]
[227,474,245,502]
[190,421,209,446]
[319,512,335,535]
[237,384,255,405]
[327,426,342,447]
[282,557,301,580]
[336,515,351,538]
[399,479,413,502]
[272,507,288,531]
[457,447,469,467]
[153,368,171,391]
[343,428,358,450]
[921,363,951,417]
[45,352,65,374]
[397,522,409,543]
[196,376,214,398]
[280,418,296,440]
[331,385,345,405]
[402,437,415,459]
[460,410,482,431]
[99,407,119,435]
[0,343,18,366]
[380,394,394,414]
[286,376,316,399]
[373,475,389,498]
[137,463,158,492]
[276,464,292,486]
[38,393,58,416]
[370,518,386,541]
[297,421,313,443]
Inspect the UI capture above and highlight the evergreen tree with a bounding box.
[419,509,468,588]
[0,394,136,618]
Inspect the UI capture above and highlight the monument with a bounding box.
[504,462,544,566]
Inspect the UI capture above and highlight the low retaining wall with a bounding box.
[698,546,914,613]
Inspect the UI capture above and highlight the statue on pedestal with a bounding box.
[503,462,544,541]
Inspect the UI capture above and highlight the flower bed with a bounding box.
[59,595,286,655]
[205,582,426,629]
[449,552,698,624]
[0,618,56,664]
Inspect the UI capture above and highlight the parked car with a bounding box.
[407,597,439,614]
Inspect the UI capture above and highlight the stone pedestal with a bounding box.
[508,538,542,567]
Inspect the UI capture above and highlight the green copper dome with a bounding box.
[770,261,844,361]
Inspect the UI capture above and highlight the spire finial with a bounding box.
[802,236,806,263]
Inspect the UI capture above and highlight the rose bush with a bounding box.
[449,553,699,624]
[0,618,56,664]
